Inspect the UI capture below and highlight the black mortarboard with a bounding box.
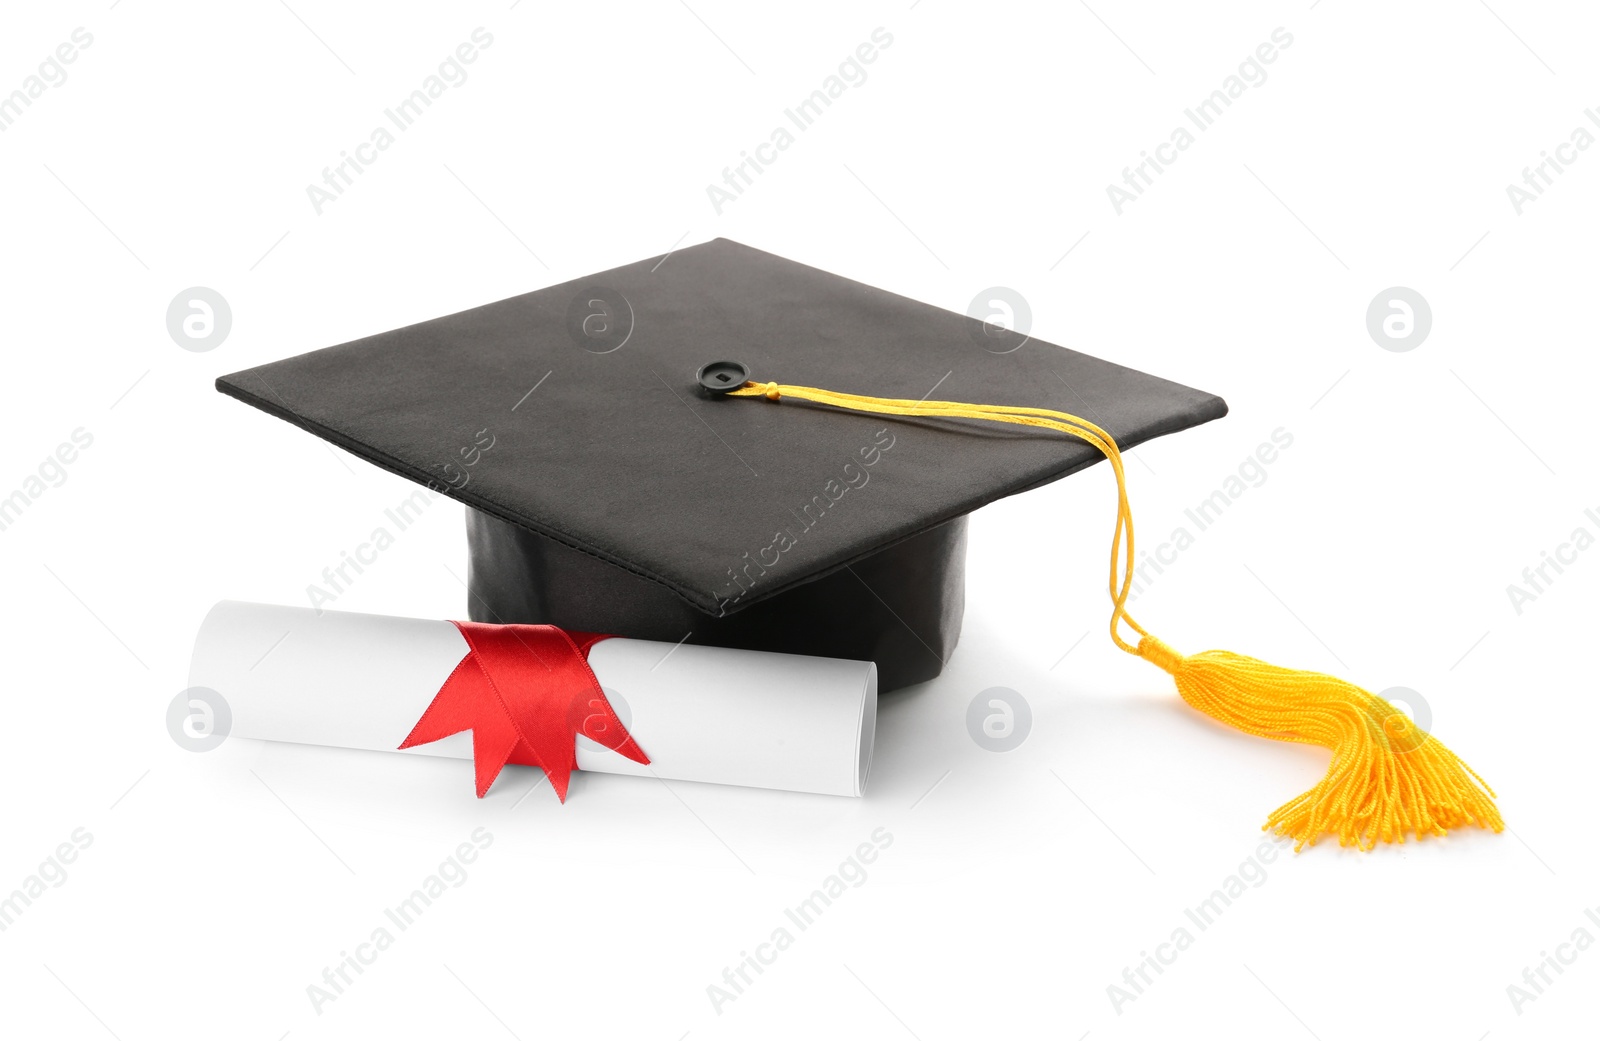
[218,237,1505,850]
[216,238,1224,691]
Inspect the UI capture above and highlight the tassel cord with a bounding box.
[728,379,1503,849]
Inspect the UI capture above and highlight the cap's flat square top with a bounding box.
[218,238,1226,615]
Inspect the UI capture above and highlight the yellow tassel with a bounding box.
[1136,636,1501,849]
[729,379,1504,850]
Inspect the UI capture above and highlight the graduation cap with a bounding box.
[218,237,1501,850]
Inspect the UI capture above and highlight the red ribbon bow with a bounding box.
[399,621,648,801]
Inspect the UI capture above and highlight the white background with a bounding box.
[1,1,1595,1038]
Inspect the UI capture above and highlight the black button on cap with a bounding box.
[696,360,750,395]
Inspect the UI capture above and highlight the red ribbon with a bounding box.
[399,621,649,801]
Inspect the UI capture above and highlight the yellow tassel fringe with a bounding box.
[729,379,1504,850]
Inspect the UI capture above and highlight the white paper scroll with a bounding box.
[188,601,877,797]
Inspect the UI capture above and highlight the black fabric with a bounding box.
[467,510,966,691]
[216,237,1227,687]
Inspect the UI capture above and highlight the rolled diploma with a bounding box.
[189,601,877,797]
